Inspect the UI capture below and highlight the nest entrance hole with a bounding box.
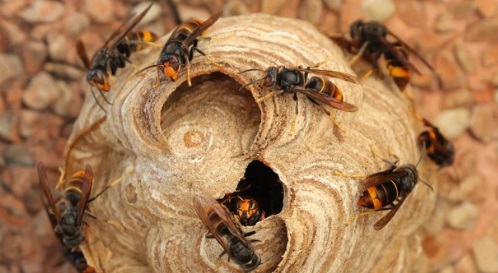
[219,160,284,226]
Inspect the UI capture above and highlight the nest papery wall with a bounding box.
[64,14,436,273]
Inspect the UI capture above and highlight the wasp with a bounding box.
[116,30,159,58]
[239,66,358,123]
[38,162,94,248]
[418,118,455,168]
[138,12,221,87]
[37,162,118,248]
[76,2,156,112]
[384,42,411,91]
[41,188,95,273]
[193,194,261,272]
[235,197,265,226]
[357,161,418,230]
[62,248,96,273]
[330,20,433,90]
[354,150,433,230]
[37,162,99,272]
[220,185,266,226]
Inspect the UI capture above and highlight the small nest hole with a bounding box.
[219,160,284,226]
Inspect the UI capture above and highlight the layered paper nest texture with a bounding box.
[64,14,436,273]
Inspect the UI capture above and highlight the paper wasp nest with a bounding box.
[64,14,436,273]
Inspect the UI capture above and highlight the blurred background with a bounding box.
[0,0,497,272]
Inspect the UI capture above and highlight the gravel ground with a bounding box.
[0,0,497,272]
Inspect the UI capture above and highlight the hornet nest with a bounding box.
[63,14,437,273]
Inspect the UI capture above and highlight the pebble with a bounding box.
[492,74,498,86]
[441,89,474,109]
[466,19,498,42]
[456,148,478,179]
[20,263,42,273]
[0,96,5,114]
[468,75,488,92]
[0,24,7,52]
[317,10,339,34]
[19,110,40,138]
[52,81,75,117]
[447,174,487,203]
[23,188,43,214]
[46,114,65,139]
[1,20,27,46]
[84,0,114,24]
[394,0,426,28]
[0,54,23,86]
[0,265,20,273]
[29,23,58,41]
[472,237,498,273]
[453,45,475,73]
[415,32,450,55]
[0,230,24,262]
[33,210,54,238]
[450,1,476,20]
[20,236,45,268]
[22,72,60,111]
[5,84,24,112]
[455,254,478,273]
[0,194,28,219]
[0,136,6,147]
[446,202,479,229]
[435,11,454,33]
[411,73,435,89]
[22,254,46,271]
[0,0,27,19]
[3,145,35,167]
[64,12,90,37]
[277,0,301,19]
[438,265,454,273]
[423,233,465,270]
[22,41,48,75]
[177,5,211,22]
[4,166,37,198]
[43,63,84,80]
[261,0,287,14]
[131,2,161,26]
[64,83,85,119]
[433,107,471,140]
[62,123,74,139]
[423,198,449,234]
[362,0,395,21]
[19,1,65,24]
[224,0,250,16]
[63,31,100,65]
[28,139,65,169]
[482,45,498,67]
[323,0,341,12]
[0,113,18,142]
[475,0,498,18]
[46,33,67,62]
[469,104,494,143]
[487,218,498,246]
[436,51,464,90]
[145,19,167,39]
[299,0,323,25]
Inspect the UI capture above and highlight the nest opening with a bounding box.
[219,160,284,226]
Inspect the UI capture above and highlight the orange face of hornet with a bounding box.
[160,55,181,81]
[236,198,264,226]
[87,70,111,92]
